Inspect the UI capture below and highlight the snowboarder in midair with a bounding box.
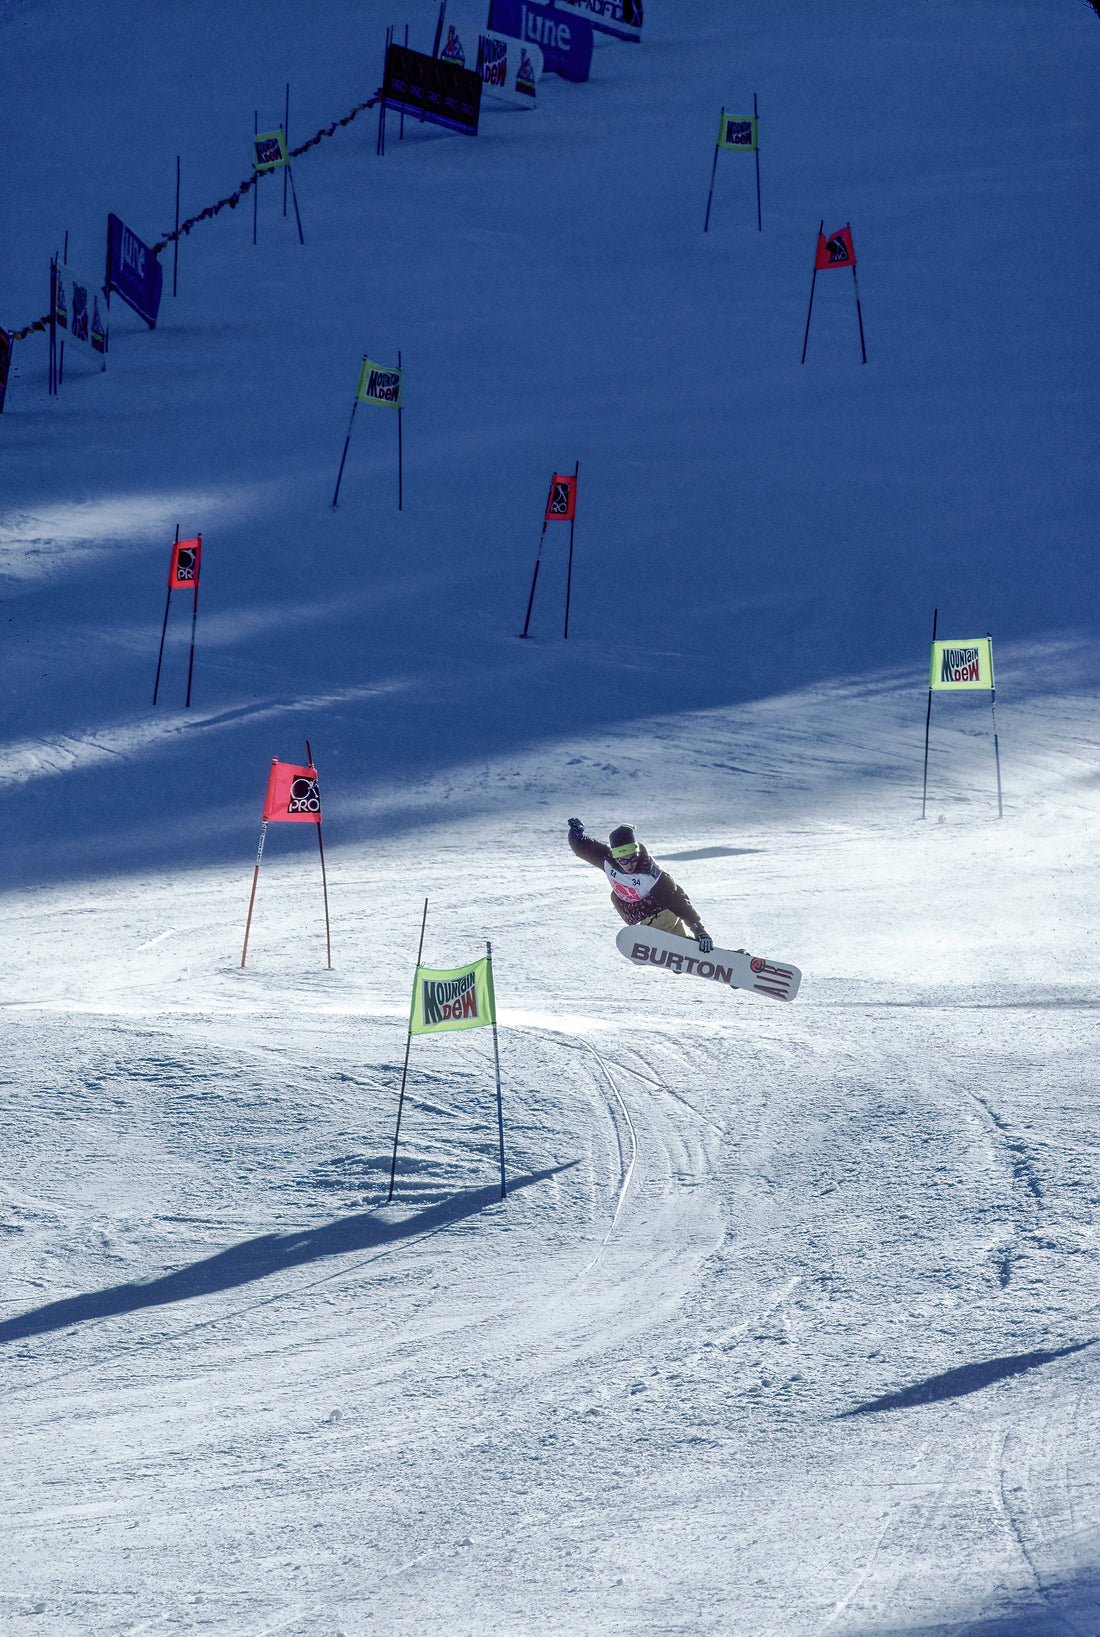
[567,819,714,953]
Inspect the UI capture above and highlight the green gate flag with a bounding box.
[930,637,994,691]
[356,359,403,407]
[717,113,757,150]
[252,129,289,171]
[410,956,497,1035]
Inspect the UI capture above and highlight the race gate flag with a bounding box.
[53,261,108,364]
[168,536,201,588]
[263,761,322,823]
[930,637,994,690]
[106,214,163,328]
[815,224,856,268]
[545,472,577,520]
[718,112,757,149]
[410,957,497,1035]
[252,128,288,171]
[356,358,402,407]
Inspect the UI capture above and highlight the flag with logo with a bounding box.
[168,536,201,589]
[253,129,288,171]
[263,760,322,823]
[815,225,856,268]
[356,358,402,407]
[544,472,577,520]
[718,113,757,150]
[410,957,497,1035]
[930,638,994,691]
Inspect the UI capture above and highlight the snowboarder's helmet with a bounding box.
[609,824,639,859]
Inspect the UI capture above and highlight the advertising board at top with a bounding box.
[106,214,163,328]
[381,43,481,135]
[487,0,593,81]
[549,0,643,43]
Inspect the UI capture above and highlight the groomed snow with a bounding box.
[1,1,1098,1632]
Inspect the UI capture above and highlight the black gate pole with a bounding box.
[397,347,403,510]
[253,112,259,245]
[801,221,823,364]
[332,390,361,507]
[703,108,722,233]
[520,519,550,638]
[989,633,1003,819]
[173,156,181,296]
[389,897,429,1201]
[563,459,579,639]
[306,740,332,964]
[487,940,506,1200]
[153,523,179,706]
[851,227,866,363]
[921,607,938,818]
[185,539,201,707]
[754,93,762,231]
[283,84,290,216]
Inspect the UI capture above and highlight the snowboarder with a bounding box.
[567,819,714,953]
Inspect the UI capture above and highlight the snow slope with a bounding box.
[1,1,1098,1633]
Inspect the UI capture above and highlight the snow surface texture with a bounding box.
[1,1,1098,1633]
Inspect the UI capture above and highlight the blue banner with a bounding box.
[106,214,163,329]
[487,0,592,82]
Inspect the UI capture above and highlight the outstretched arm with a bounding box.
[567,817,608,869]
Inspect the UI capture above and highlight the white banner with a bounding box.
[53,262,108,367]
[550,0,642,43]
[439,14,544,106]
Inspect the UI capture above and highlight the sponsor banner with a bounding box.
[106,214,163,328]
[168,536,201,590]
[815,224,856,269]
[477,30,543,106]
[356,359,402,407]
[487,0,593,82]
[930,637,994,691]
[253,128,288,171]
[0,327,13,413]
[53,262,108,365]
[718,112,757,151]
[382,43,481,136]
[551,0,642,43]
[544,472,577,521]
[410,957,496,1035]
[263,760,322,823]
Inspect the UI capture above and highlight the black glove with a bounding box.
[697,933,713,954]
[568,817,584,835]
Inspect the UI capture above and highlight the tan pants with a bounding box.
[641,909,691,939]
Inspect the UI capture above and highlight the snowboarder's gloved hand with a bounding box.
[697,933,714,953]
[568,817,584,836]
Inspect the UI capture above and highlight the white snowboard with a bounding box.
[615,924,801,1003]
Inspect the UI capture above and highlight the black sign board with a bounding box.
[382,42,481,135]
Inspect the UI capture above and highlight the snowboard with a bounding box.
[615,923,801,1003]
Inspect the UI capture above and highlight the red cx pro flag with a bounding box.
[263,760,322,823]
[815,225,856,269]
[168,535,201,589]
[544,473,577,521]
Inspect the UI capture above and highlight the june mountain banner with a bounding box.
[106,214,163,328]
[410,957,496,1035]
[930,637,994,691]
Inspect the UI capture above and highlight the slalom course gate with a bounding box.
[920,609,1003,818]
[240,744,333,968]
[388,900,507,1202]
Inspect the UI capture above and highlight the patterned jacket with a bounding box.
[568,829,709,938]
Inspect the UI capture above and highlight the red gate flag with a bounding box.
[263,760,322,823]
[815,225,856,269]
[169,535,201,588]
[545,473,577,521]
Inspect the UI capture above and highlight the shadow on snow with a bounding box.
[0,1161,577,1348]
[837,1339,1097,1418]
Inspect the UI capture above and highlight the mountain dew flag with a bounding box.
[930,637,994,690]
[356,359,402,407]
[410,957,497,1035]
[718,113,757,150]
[253,129,288,171]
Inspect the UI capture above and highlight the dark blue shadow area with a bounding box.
[0,1162,576,1348]
[851,1569,1100,1635]
[837,1340,1097,1417]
